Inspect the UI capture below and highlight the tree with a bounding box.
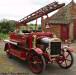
[0,19,16,34]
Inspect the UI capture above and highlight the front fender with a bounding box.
[62,46,74,52]
[31,48,43,55]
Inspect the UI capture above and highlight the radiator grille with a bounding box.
[51,42,61,55]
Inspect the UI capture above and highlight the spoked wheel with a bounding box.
[57,50,73,69]
[28,51,46,74]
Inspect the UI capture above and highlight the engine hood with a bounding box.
[41,37,61,44]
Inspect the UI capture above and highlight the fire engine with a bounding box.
[4,2,74,74]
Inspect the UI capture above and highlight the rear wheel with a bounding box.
[6,50,12,58]
[57,50,73,69]
[5,44,12,58]
[28,51,46,74]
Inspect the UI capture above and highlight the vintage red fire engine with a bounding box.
[4,29,74,74]
[4,1,74,74]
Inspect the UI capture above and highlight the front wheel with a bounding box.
[57,50,74,69]
[28,51,46,74]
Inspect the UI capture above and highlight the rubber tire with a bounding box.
[28,51,46,74]
[7,52,12,58]
[6,45,12,58]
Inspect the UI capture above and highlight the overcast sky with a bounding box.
[0,0,75,22]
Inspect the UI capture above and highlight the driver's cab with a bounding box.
[15,25,32,34]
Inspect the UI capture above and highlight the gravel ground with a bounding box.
[0,41,76,75]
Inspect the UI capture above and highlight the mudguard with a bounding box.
[62,46,74,52]
[31,48,43,55]
[4,40,17,51]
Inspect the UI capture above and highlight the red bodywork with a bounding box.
[5,32,53,61]
[9,32,53,48]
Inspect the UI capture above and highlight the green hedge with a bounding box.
[0,33,8,40]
